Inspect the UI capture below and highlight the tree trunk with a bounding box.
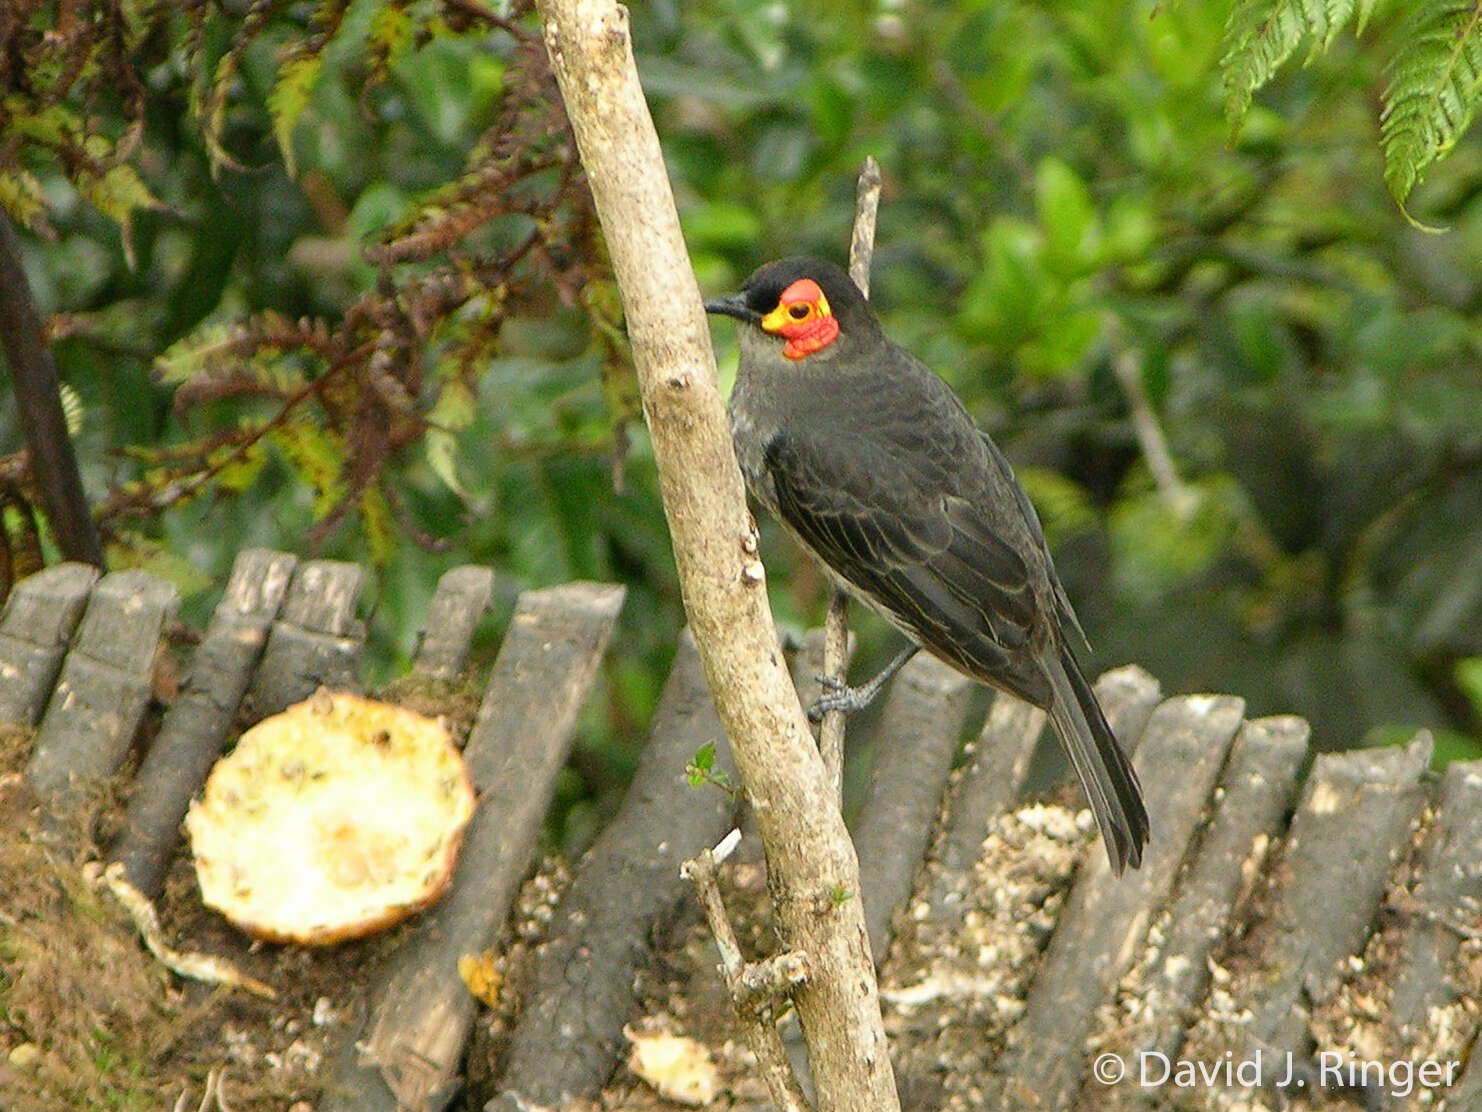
[532,3,900,1109]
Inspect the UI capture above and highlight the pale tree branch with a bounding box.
[1107,317,1197,522]
[534,4,899,1110]
[682,831,811,1112]
[817,157,883,806]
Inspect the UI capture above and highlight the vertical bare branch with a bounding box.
[533,4,899,1110]
[1107,318,1196,522]
[0,212,104,567]
[818,158,884,803]
[848,157,882,296]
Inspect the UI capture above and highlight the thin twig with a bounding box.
[848,157,882,298]
[818,592,850,808]
[1107,318,1197,522]
[682,833,812,1112]
[91,862,277,999]
[818,158,884,806]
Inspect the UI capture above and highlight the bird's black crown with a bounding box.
[737,256,867,318]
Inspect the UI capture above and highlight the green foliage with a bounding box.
[1222,0,1347,127]
[1381,2,1482,215]
[3,0,1481,810]
[686,741,736,795]
[1220,0,1482,215]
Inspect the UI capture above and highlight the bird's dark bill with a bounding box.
[703,292,761,324]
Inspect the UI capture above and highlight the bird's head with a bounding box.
[704,257,880,362]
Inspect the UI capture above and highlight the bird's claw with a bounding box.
[807,676,871,722]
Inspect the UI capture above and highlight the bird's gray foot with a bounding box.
[807,646,920,722]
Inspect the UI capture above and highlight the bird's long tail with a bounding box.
[1043,645,1149,873]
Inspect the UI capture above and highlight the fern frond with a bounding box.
[1224,0,1328,126]
[1381,1,1482,213]
[1354,0,1383,35]
[1223,0,1367,128]
[1323,0,1357,47]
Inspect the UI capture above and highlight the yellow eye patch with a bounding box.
[762,278,832,334]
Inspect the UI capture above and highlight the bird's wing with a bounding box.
[980,429,1091,652]
[763,427,1052,706]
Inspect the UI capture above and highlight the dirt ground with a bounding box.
[0,674,496,1112]
[0,715,388,1111]
[2,698,1474,1112]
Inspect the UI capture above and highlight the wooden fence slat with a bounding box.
[1092,664,1166,759]
[1354,757,1482,1112]
[245,560,364,718]
[1388,759,1482,1048]
[24,569,179,819]
[937,665,1161,874]
[853,653,975,963]
[0,561,99,726]
[320,581,625,1112]
[109,549,298,898]
[414,566,496,679]
[1091,714,1310,1110]
[936,691,1044,873]
[489,628,735,1109]
[1195,731,1432,1098]
[989,693,1246,1109]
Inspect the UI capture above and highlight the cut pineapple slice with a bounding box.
[186,689,475,945]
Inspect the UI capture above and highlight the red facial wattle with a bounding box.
[761,277,841,360]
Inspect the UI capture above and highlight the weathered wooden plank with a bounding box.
[937,664,1161,873]
[413,566,495,679]
[244,560,364,718]
[1177,731,1432,1105]
[320,581,625,1112]
[24,569,179,817]
[1090,715,1310,1109]
[1247,734,1432,1054]
[0,561,100,725]
[109,549,298,898]
[936,692,1043,873]
[852,652,975,963]
[989,693,1246,1109]
[490,628,735,1109]
[1387,760,1482,1041]
[1447,1025,1482,1111]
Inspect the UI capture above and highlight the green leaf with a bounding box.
[1456,657,1482,713]
[425,428,468,499]
[681,201,765,250]
[1222,0,1359,130]
[2,97,78,145]
[367,2,416,71]
[268,53,323,179]
[0,168,49,229]
[107,533,216,598]
[1110,476,1241,603]
[1036,157,1101,277]
[686,741,732,792]
[78,158,164,269]
[1380,1,1482,216]
[958,218,1048,348]
[272,422,346,522]
[360,487,394,567]
[213,435,268,494]
[154,322,237,385]
[1017,467,1097,549]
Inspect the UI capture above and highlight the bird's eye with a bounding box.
[787,303,810,320]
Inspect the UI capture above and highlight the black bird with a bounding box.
[705,256,1149,873]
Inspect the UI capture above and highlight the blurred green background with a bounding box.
[3,0,1481,846]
